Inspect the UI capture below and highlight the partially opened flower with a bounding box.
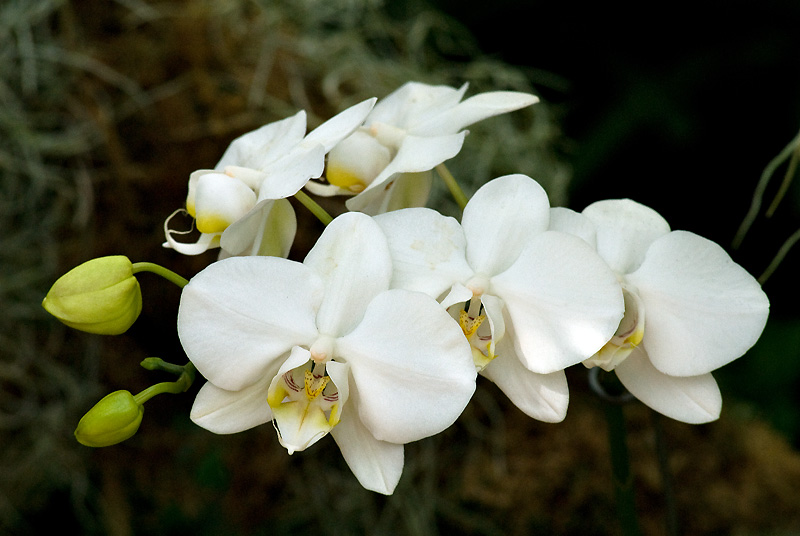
[306,82,539,215]
[164,98,375,257]
[561,199,770,423]
[375,174,624,422]
[179,212,476,494]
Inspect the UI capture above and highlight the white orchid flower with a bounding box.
[306,82,539,215]
[179,212,476,494]
[374,174,624,423]
[164,98,376,257]
[558,199,770,424]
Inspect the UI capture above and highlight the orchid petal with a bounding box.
[163,210,221,255]
[325,130,392,192]
[220,197,297,258]
[462,174,550,276]
[481,335,569,422]
[374,207,473,297]
[549,206,597,248]
[381,172,433,212]
[193,173,256,234]
[582,199,671,274]
[303,212,392,337]
[301,98,376,153]
[346,132,466,212]
[351,172,435,216]
[303,180,354,198]
[178,257,321,391]
[190,373,275,434]
[222,166,267,191]
[492,231,624,373]
[330,400,404,495]
[440,282,473,310]
[326,359,351,412]
[216,110,307,171]
[250,198,296,257]
[218,200,269,256]
[185,169,214,216]
[627,230,770,376]
[412,91,539,136]
[367,82,467,129]
[615,348,722,423]
[255,144,327,200]
[337,289,475,444]
[480,293,506,358]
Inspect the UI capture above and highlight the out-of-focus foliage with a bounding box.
[0,0,103,531]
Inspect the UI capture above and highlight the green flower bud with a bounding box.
[42,255,142,335]
[74,390,144,447]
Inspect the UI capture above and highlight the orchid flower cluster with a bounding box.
[44,82,770,495]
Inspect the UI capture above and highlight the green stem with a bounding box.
[133,361,196,404]
[294,190,333,225]
[132,262,189,288]
[604,401,641,536]
[436,163,468,211]
[140,357,186,376]
[651,410,679,536]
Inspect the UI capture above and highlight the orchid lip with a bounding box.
[268,360,341,454]
[583,285,645,372]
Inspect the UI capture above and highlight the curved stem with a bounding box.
[294,190,333,225]
[133,361,196,404]
[132,262,189,288]
[436,163,468,211]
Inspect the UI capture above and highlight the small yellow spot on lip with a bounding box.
[304,370,330,400]
[459,310,486,339]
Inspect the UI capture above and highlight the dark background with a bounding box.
[431,0,800,443]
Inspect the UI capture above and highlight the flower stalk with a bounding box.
[435,163,468,211]
[132,262,189,288]
[604,400,641,536]
[294,189,333,225]
[134,360,196,404]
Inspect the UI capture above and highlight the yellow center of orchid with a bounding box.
[326,164,367,193]
[583,286,645,371]
[267,362,341,454]
[303,369,330,400]
[195,214,232,234]
[456,299,497,371]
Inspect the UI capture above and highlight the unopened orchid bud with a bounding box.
[74,390,144,447]
[42,255,142,335]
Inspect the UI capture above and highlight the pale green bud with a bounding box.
[42,255,142,335]
[74,390,144,447]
